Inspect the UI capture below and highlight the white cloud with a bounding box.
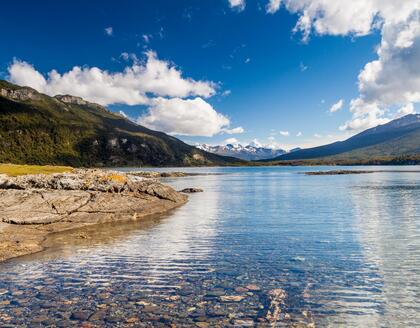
[8,52,239,137]
[245,58,251,64]
[396,103,416,118]
[223,126,245,134]
[8,60,47,92]
[221,89,232,97]
[120,52,139,63]
[329,99,344,113]
[276,0,420,131]
[279,131,290,136]
[224,137,239,144]
[142,34,152,44]
[8,51,216,106]
[104,27,113,36]
[249,139,263,148]
[296,131,302,137]
[228,0,245,11]
[314,133,322,138]
[266,0,282,14]
[138,97,241,137]
[299,62,308,72]
[339,98,389,131]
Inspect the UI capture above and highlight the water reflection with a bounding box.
[349,173,420,327]
[0,167,418,327]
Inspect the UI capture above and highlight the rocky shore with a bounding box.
[0,169,188,262]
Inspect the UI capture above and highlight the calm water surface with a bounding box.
[0,166,419,327]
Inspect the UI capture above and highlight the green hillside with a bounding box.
[0,80,241,167]
[268,114,420,164]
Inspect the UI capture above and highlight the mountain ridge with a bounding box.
[268,114,420,162]
[0,80,242,167]
[196,143,290,161]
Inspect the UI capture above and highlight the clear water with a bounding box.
[0,166,419,327]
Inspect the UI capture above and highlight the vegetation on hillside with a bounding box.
[266,114,420,163]
[0,80,241,167]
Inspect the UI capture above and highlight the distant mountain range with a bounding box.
[196,143,296,161]
[0,80,241,167]
[268,114,420,163]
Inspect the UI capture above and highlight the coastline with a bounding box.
[0,169,188,263]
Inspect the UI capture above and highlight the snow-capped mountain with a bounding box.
[196,143,288,161]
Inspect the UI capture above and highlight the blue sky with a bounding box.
[1,0,418,150]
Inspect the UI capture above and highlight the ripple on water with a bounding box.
[0,166,419,327]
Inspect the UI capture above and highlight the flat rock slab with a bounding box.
[0,169,188,262]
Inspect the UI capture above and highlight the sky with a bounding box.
[0,0,419,150]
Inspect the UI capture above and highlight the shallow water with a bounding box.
[0,166,419,327]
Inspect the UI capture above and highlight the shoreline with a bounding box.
[0,169,189,263]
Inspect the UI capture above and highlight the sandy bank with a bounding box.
[0,169,188,263]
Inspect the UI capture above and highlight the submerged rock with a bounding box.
[180,188,204,193]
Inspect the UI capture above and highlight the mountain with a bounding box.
[196,143,287,161]
[0,80,242,167]
[269,114,420,162]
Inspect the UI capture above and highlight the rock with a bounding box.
[220,295,247,302]
[180,188,204,193]
[0,169,189,262]
[128,171,201,178]
[305,170,374,175]
[126,317,139,323]
[88,309,106,321]
[265,289,287,324]
[245,284,261,291]
[30,315,51,324]
[0,87,40,101]
[233,319,254,326]
[142,305,160,313]
[70,311,92,321]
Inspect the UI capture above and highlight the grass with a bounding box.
[0,163,73,176]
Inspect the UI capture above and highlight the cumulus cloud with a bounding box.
[104,27,113,36]
[329,99,344,113]
[228,0,245,11]
[266,0,281,14]
[7,52,241,137]
[339,98,390,131]
[279,131,290,136]
[396,103,416,118]
[278,0,420,131]
[8,51,216,106]
[137,97,241,137]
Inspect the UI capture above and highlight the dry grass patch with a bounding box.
[0,164,74,176]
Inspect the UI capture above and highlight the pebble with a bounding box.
[70,311,92,321]
[245,284,261,291]
[220,295,247,302]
